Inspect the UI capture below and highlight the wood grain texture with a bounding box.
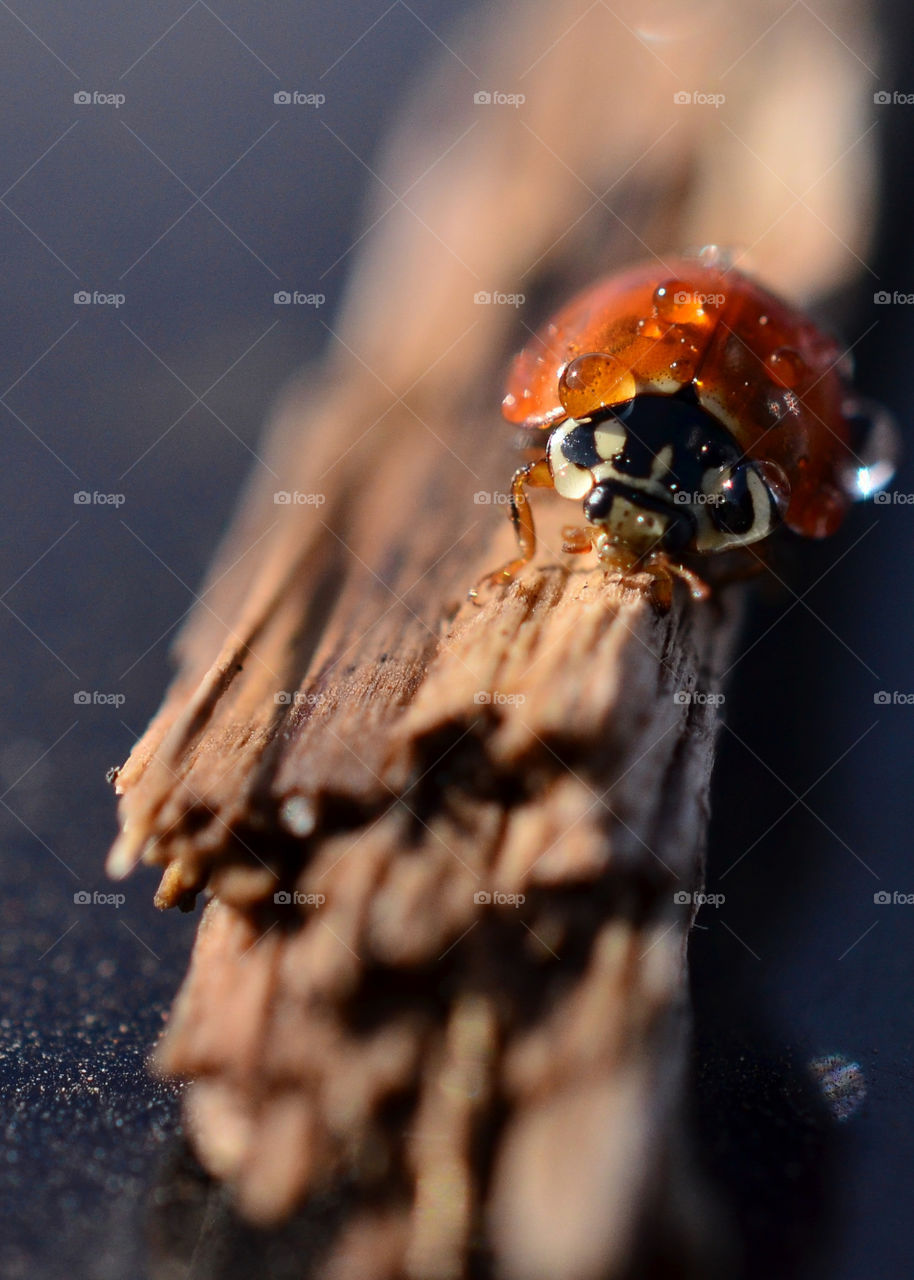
[147,567,740,1279]
[109,0,876,1274]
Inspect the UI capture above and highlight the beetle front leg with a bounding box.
[476,457,553,591]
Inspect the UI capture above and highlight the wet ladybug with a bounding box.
[485,247,898,599]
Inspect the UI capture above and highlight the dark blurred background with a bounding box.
[1,2,913,1277]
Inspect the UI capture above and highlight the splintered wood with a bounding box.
[107,0,875,1275]
[143,565,737,1280]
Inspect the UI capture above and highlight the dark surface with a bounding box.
[2,2,914,1278]
[691,6,914,1274]
[0,4,469,1277]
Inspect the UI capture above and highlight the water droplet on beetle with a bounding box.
[754,459,791,514]
[841,396,900,500]
[653,279,715,325]
[558,352,637,418]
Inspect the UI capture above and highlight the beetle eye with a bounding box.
[701,460,786,546]
[840,396,900,500]
[707,465,757,536]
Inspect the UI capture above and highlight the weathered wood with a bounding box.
[108,0,876,1274]
[147,567,740,1278]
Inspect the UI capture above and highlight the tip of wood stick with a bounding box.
[106,824,146,880]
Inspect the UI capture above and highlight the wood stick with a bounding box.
[110,0,876,1274]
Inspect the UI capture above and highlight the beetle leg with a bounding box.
[560,525,594,555]
[507,457,552,571]
[594,544,669,609]
[593,537,709,608]
[646,552,710,602]
[474,458,553,592]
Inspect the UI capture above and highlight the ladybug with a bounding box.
[483,247,897,600]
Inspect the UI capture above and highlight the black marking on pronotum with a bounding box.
[559,422,603,469]
[595,392,743,490]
